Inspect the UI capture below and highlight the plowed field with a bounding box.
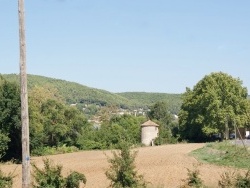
[1,143,239,187]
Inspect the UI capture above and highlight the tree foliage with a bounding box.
[76,114,145,150]
[32,159,86,188]
[30,98,89,150]
[0,74,181,160]
[148,101,172,125]
[179,72,250,142]
[0,77,22,160]
[0,131,10,159]
[180,167,205,188]
[105,141,147,188]
[118,92,182,114]
[0,169,13,188]
[148,101,178,144]
[2,74,182,114]
[0,76,91,160]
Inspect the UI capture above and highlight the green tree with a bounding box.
[28,85,89,151]
[32,159,86,188]
[40,99,68,147]
[105,141,147,188]
[28,86,57,150]
[40,99,88,148]
[63,106,89,146]
[0,131,10,158]
[97,105,119,123]
[148,101,172,125]
[99,115,145,149]
[109,115,145,144]
[148,102,177,144]
[0,77,22,160]
[179,72,249,142]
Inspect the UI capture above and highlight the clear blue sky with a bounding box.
[1,1,250,93]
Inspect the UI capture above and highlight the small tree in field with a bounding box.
[32,158,86,188]
[105,140,147,188]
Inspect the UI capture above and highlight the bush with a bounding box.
[235,171,250,188]
[0,169,13,188]
[31,146,79,156]
[65,171,86,188]
[32,158,86,188]
[180,165,206,188]
[105,140,147,188]
[0,131,10,159]
[76,139,104,150]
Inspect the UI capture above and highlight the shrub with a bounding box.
[105,140,147,188]
[0,169,13,188]
[32,158,86,188]
[76,139,104,150]
[31,146,78,156]
[235,171,250,187]
[0,131,10,159]
[180,165,206,188]
[65,171,86,188]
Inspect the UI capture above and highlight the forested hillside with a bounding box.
[118,92,182,114]
[2,74,182,113]
[1,75,178,161]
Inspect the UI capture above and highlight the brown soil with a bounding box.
[1,143,240,188]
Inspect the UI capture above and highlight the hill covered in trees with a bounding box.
[118,92,181,114]
[2,74,182,113]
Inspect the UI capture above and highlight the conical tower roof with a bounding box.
[141,120,159,127]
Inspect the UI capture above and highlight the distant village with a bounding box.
[70,103,179,129]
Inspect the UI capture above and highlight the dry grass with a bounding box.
[1,143,243,188]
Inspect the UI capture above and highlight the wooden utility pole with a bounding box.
[18,0,30,187]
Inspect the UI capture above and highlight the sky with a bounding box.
[1,0,250,94]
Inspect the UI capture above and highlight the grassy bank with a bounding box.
[191,141,250,169]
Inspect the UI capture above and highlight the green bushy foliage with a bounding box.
[180,166,206,188]
[105,140,147,188]
[147,101,179,145]
[235,171,250,187]
[179,72,249,142]
[32,146,79,156]
[76,139,104,150]
[77,115,145,150]
[32,158,86,188]
[0,77,22,161]
[65,171,86,188]
[0,131,10,158]
[32,159,65,188]
[3,74,182,114]
[0,169,13,188]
